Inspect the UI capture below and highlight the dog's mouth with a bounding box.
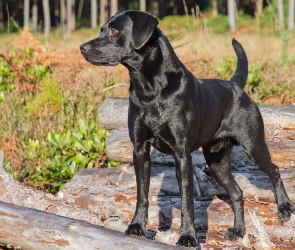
[83,57,119,66]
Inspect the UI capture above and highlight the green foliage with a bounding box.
[206,14,230,33]
[22,119,119,193]
[216,56,236,80]
[216,56,261,92]
[26,77,62,116]
[247,63,261,92]
[0,46,121,194]
[205,12,254,33]
[280,30,291,66]
[0,58,15,101]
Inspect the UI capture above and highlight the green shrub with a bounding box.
[216,56,261,90]
[22,119,119,193]
[26,77,62,116]
[216,56,236,80]
[0,58,15,100]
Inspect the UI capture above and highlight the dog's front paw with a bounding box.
[278,201,295,222]
[176,235,200,249]
[125,223,145,237]
[225,226,245,240]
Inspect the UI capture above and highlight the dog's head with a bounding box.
[80,11,159,66]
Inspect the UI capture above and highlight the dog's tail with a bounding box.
[230,38,248,89]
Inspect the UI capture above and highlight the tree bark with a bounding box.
[66,0,72,34]
[32,0,38,33]
[227,0,236,31]
[42,0,51,38]
[60,0,66,32]
[110,0,118,17]
[100,0,105,27]
[288,0,295,30]
[71,0,76,31]
[140,0,146,12]
[0,0,4,31]
[212,0,218,17]
[77,0,84,21]
[24,0,30,27]
[277,0,284,29]
[91,0,97,29]
[0,201,182,250]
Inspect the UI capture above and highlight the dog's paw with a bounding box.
[278,201,295,222]
[176,235,200,249]
[125,223,145,237]
[225,226,245,240]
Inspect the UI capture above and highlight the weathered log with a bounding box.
[59,165,295,248]
[0,201,185,250]
[99,98,295,166]
[106,130,133,162]
[106,129,295,169]
[99,98,128,130]
[99,98,295,135]
[0,152,185,249]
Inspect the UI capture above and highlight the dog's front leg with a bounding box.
[174,151,200,248]
[125,141,151,237]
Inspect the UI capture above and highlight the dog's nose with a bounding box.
[80,44,89,53]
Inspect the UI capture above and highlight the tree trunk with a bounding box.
[110,0,118,17]
[0,0,4,31]
[54,0,60,27]
[288,0,294,30]
[100,0,105,26]
[77,0,84,21]
[91,0,97,29]
[24,0,30,27]
[60,0,66,32]
[227,0,236,31]
[71,0,76,31]
[212,0,218,17]
[140,0,146,12]
[66,0,72,34]
[277,0,284,29]
[254,0,263,28]
[42,0,51,38]
[32,0,38,33]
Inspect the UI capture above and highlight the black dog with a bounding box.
[80,11,294,248]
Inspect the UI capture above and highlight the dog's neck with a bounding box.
[122,28,190,103]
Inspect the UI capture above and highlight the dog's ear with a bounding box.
[128,11,159,50]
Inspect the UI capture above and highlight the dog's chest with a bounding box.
[141,104,165,130]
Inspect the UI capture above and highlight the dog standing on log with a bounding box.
[80,11,294,248]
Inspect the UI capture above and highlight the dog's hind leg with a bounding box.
[174,151,200,248]
[242,140,295,222]
[203,144,245,240]
[125,141,151,237]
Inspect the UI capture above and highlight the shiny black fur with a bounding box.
[80,11,294,248]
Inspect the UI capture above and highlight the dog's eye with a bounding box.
[110,28,118,36]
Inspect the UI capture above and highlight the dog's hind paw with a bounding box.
[278,201,295,222]
[125,223,145,237]
[225,226,245,240]
[176,235,200,249]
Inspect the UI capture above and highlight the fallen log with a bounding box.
[99,98,295,136]
[0,201,185,250]
[100,98,295,167]
[99,98,128,130]
[59,165,295,248]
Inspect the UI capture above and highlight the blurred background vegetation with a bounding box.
[0,0,294,194]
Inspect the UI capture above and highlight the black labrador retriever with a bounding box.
[80,11,294,248]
